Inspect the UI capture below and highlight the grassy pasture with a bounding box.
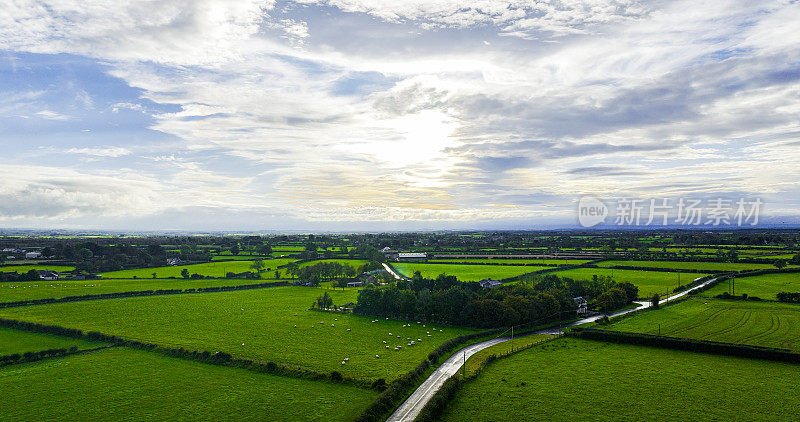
[0,327,104,355]
[393,263,551,281]
[0,347,377,421]
[0,278,282,303]
[100,258,297,279]
[463,334,554,376]
[596,260,787,271]
[427,259,590,265]
[440,338,800,421]
[0,287,474,381]
[605,298,800,351]
[702,273,800,299]
[0,265,75,273]
[298,259,369,269]
[550,268,708,298]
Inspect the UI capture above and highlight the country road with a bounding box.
[386,276,719,421]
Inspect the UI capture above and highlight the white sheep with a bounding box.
[346,328,351,332]
[375,355,380,358]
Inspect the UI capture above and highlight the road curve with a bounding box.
[386,276,719,421]
[383,263,405,280]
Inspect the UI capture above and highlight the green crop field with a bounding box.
[550,268,708,298]
[596,260,788,271]
[211,255,271,261]
[299,259,369,269]
[0,287,474,381]
[463,334,554,376]
[0,347,377,421]
[605,298,800,350]
[393,263,551,281]
[0,278,282,303]
[100,258,297,279]
[440,338,800,421]
[702,273,800,299]
[0,327,104,355]
[0,265,75,273]
[427,259,590,265]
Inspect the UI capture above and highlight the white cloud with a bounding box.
[35,109,71,120]
[66,147,132,157]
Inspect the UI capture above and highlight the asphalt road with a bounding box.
[386,276,719,421]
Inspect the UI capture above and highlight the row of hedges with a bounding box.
[0,281,290,308]
[0,317,372,390]
[0,346,80,367]
[569,328,800,363]
[777,292,800,303]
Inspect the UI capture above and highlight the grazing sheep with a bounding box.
[375,355,379,358]
[389,332,393,336]
[386,345,390,349]
[346,328,351,332]
[383,340,387,344]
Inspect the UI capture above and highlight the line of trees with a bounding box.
[286,262,358,285]
[354,272,638,328]
[0,269,41,282]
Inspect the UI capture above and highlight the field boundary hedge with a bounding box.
[0,281,291,308]
[568,327,800,363]
[0,344,113,368]
[0,317,377,390]
[690,268,800,297]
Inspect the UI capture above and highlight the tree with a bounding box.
[314,291,334,309]
[75,248,93,261]
[231,244,240,256]
[774,259,787,270]
[152,272,157,279]
[181,268,190,279]
[595,288,628,313]
[651,294,660,309]
[250,260,266,273]
[274,270,280,279]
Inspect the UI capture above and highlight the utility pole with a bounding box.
[511,325,514,353]
[462,351,466,377]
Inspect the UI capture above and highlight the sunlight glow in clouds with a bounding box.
[0,0,799,230]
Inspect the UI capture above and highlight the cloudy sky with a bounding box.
[1,0,799,231]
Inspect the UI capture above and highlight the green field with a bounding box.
[597,260,787,272]
[463,334,553,376]
[550,268,708,298]
[0,265,75,273]
[440,338,800,421]
[299,259,369,269]
[0,287,474,381]
[0,278,282,303]
[393,263,550,281]
[0,327,104,355]
[427,259,590,265]
[100,258,297,279]
[605,298,800,350]
[0,347,377,421]
[702,273,800,299]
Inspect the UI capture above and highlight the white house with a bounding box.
[573,297,588,315]
[396,252,427,261]
[25,251,43,259]
[479,279,503,288]
[38,271,59,281]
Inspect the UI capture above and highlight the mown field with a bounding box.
[100,258,297,279]
[0,287,474,381]
[0,347,377,421]
[393,263,550,281]
[427,259,590,265]
[0,278,282,303]
[440,338,800,421]
[596,260,787,271]
[0,327,104,355]
[0,265,75,273]
[550,268,708,298]
[605,298,800,351]
[702,273,800,299]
